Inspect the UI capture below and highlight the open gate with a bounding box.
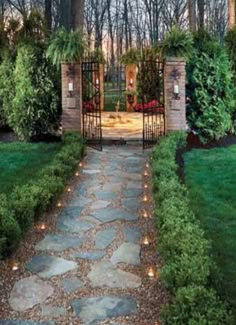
[82,57,102,151]
[139,60,165,150]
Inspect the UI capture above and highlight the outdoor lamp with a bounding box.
[12,262,19,271]
[148,267,155,278]
[171,68,181,100]
[130,78,133,86]
[40,223,46,230]
[68,80,74,97]
[173,80,180,99]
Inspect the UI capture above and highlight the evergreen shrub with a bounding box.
[151,132,233,323]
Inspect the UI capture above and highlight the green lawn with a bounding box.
[184,145,236,311]
[0,141,61,194]
[104,91,126,112]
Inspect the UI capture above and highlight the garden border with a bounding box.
[0,131,85,259]
[151,132,233,323]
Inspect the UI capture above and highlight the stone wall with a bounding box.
[61,63,82,132]
[164,58,187,133]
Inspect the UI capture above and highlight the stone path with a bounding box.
[0,146,164,324]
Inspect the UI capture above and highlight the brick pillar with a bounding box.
[228,0,236,28]
[125,64,137,112]
[100,64,105,111]
[164,58,187,133]
[61,62,82,132]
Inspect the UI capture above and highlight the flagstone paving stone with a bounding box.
[59,277,84,293]
[0,146,164,324]
[123,226,142,243]
[73,251,106,260]
[89,200,110,210]
[59,206,83,219]
[26,256,78,278]
[71,296,137,325]
[95,228,117,249]
[123,188,143,198]
[40,305,67,317]
[56,217,94,233]
[35,234,85,251]
[121,198,142,212]
[92,207,137,223]
[87,261,141,289]
[94,191,117,200]
[110,243,141,266]
[69,196,93,208]
[9,276,54,312]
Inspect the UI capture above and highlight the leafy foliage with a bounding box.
[0,131,85,259]
[151,133,233,323]
[225,26,236,85]
[89,48,106,64]
[0,194,21,257]
[187,31,236,142]
[120,48,140,65]
[163,286,233,324]
[7,45,59,140]
[162,26,193,59]
[47,28,85,66]
[0,57,15,127]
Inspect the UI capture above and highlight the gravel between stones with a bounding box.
[0,145,168,324]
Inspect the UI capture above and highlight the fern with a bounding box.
[120,48,140,65]
[162,26,193,59]
[46,28,85,67]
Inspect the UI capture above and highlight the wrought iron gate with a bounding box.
[82,58,102,151]
[139,60,165,149]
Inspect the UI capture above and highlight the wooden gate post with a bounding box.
[61,62,82,132]
[164,57,187,133]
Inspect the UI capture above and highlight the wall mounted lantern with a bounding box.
[171,68,181,100]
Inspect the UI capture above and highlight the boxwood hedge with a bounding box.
[0,131,85,259]
[151,132,233,324]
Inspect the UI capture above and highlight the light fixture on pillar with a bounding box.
[68,79,74,97]
[171,68,181,100]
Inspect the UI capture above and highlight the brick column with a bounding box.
[61,62,82,132]
[100,64,104,111]
[125,64,137,112]
[164,57,187,133]
[228,0,236,28]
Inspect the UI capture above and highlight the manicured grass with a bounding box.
[0,141,61,194]
[184,145,236,311]
[104,92,126,112]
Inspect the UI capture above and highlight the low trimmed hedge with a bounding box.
[151,132,233,324]
[0,131,85,259]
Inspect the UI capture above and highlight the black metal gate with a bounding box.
[82,57,102,151]
[139,60,165,149]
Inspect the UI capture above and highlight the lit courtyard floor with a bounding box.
[101,112,143,139]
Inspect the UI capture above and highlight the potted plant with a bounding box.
[161,26,193,60]
[46,28,85,66]
[120,48,140,65]
[125,88,136,105]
